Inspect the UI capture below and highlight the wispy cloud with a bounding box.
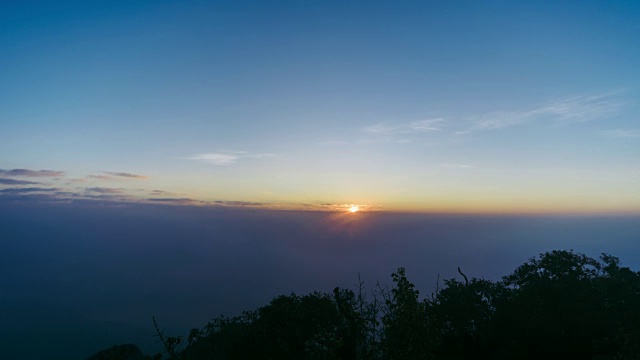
[214,200,265,207]
[86,171,148,180]
[602,129,640,138]
[150,190,176,196]
[85,187,123,194]
[188,153,238,165]
[0,169,65,177]
[147,197,195,204]
[409,119,446,132]
[87,174,114,180]
[363,118,445,135]
[187,151,278,166]
[543,94,623,122]
[0,178,41,185]
[459,93,624,134]
[80,194,128,200]
[103,171,148,179]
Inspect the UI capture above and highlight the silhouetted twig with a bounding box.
[457,267,469,286]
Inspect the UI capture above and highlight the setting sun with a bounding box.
[349,205,359,213]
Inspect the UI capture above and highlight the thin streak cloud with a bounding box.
[0,169,65,177]
[409,118,446,132]
[214,200,265,207]
[85,187,124,194]
[150,190,176,196]
[87,175,114,180]
[0,187,61,194]
[0,178,41,185]
[363,118,445,135]
[459,93,624,134]
[187,151,277,166]
[147,198,195,204]
[86,172,148,180]
[103,172,148,179]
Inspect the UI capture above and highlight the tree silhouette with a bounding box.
[137,249,640,360]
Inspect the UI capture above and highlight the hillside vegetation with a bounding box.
[141,250,640,360]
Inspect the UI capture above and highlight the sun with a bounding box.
[349,205,359,213]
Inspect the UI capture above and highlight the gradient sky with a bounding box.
[2,0,639,213]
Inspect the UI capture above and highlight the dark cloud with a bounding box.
[103,172,148,179]
[0,178,41,185]
[0,169,65,177]
[147,197,193,203]
[0,187,61,194]
[80,194,128,200]
[0,193,65,202]
[54,191,77,197]
[214,200,265,206]
[85,187,123,194]
[0,189,137,204]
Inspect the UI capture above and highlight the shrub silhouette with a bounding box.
[146,250,640,360]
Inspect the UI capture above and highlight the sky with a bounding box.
[1,2,640,358]
[1,0,639,214]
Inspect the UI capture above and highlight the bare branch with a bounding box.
[458,267,469,286]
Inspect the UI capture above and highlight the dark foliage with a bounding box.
[148,250,640,360]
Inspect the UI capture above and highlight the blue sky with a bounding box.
[1,0,639,213]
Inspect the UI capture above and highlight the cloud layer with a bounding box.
[85,187,123,194]
[0,178,41,185]
[0,169,65,177]
[188,151,277,165]
[363,118,445,135]
[103,172,148,179]
[459,93,624,134]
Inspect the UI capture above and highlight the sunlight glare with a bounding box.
[349,205,359,213]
